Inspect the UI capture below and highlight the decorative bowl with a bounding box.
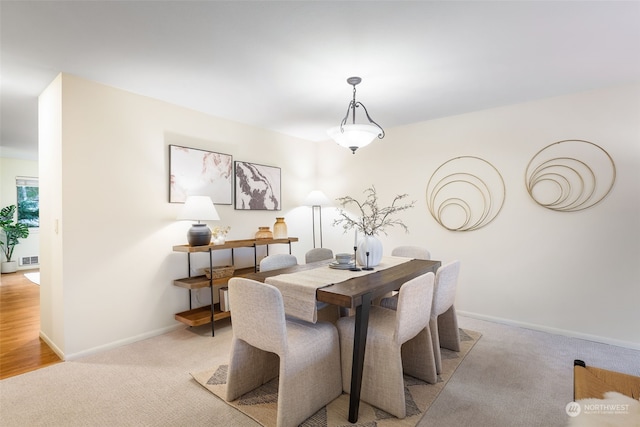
[335,253,352,264]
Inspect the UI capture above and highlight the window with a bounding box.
[16,177,39,228]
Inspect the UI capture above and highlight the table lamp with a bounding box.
[177,196,220,246]
[304,190,330,248]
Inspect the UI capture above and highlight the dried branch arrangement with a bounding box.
[333,186,415,236]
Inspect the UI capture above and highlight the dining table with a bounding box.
[242,256,441,423]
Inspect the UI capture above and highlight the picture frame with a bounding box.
[234,161,281,210]
[169,145,233,204]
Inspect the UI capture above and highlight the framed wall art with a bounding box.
[169,145,233,204]
[234,161,281,210]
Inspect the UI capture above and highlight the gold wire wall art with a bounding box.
[525,140,616,212]
[426,156,506,232]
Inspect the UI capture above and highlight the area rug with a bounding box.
[192,328,481,427]
[24,272,40,285]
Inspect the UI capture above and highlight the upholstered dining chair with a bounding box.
[375,245,431,304]
[259,253,298,272]
[381,260,461,374]
[304,247,334,263]
[225,277,342,427]
[336,272,436,419]
[391,245,431,260]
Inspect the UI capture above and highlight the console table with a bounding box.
[172,237,298,335]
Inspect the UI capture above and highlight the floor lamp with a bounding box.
[304,190,330,248]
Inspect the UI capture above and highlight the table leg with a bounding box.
[348,292,372,423]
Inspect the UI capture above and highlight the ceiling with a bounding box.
[2,1,639,160]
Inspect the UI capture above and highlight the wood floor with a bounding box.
[0,269,61,380]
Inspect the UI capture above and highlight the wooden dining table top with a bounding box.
[241,258,442,309]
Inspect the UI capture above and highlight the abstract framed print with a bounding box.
[169,145,233,204]
[234,161,281,210]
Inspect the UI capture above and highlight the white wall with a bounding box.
[39,74,640,358]
[39,74,318,358]
[39,74,64,355]
[0,157,39,268]
[317,83,640,349]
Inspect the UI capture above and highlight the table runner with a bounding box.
[265,256,411,323]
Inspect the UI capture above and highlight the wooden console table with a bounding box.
[172,237,298,335]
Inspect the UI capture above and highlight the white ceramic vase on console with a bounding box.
[357,234,383,267]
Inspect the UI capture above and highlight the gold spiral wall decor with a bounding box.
[426,156,505,231]
[525,140,616,212]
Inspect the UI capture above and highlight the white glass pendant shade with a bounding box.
[327,124,381,153]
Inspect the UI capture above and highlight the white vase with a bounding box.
[357,234,383,267]
[1,260,18,273]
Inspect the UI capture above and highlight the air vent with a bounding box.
[20,256,39,266]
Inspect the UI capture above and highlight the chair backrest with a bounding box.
[259,253,298,272]
[391,245,431,260]
[394,271,434,344]
[432,260,460,317]
[228,277,287,354]
[305,248,334,263]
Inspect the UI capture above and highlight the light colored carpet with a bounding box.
[23,272,39,285]
[1,316,639,426]
[192,329,481,427]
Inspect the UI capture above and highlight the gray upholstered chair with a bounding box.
[391,245,431,260]
[336,272,436,419]
[304,247,334,263]
[225,277,342,427]
[259,253,298,272]
[381,260,461,374]
[375,245,431,304]
[430,260,461,372]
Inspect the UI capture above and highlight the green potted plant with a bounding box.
[1,205,30,273]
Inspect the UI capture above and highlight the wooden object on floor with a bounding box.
[0,270,61,379]
[574,359,640,400]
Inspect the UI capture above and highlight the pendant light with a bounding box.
[327,76,385,154]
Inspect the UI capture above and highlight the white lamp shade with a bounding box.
[177,196,220,221]
[327,124,381,151]
[304,190,331,207]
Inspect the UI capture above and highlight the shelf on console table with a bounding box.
[175,304,231,326]
[172,237,299,253]
[173,267,256,289]
[172,237,299,335]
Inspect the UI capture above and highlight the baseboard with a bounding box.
[43,324,185,361]
[457,311,640,351]
[39,331,64,360]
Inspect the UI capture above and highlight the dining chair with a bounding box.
[304,247,334,263]
[381,260,461,374]
[374,245,431,304]
[225,277,342,427]
[259,253,298,272]
[336,272,436,419]
[391,245,431,260]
